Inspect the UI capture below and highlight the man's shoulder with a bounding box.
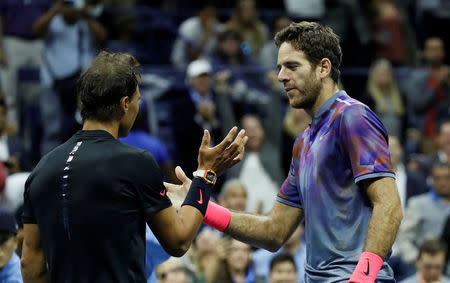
[114,141,152,161]
[334,94,383,128]
[335,95,370,114]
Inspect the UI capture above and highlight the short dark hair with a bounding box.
[270,253,297,272]
[418,239,447,259]
[274,21,342,83]
[78,51,140,122]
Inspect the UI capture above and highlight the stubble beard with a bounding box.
[290,73,323,111]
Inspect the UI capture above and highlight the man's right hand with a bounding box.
[197,127,247,176]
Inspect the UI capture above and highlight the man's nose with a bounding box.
[278,68,289,82]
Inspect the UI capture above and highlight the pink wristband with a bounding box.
[349,252,384,283]
[202,202,231,232]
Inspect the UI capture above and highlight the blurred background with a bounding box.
[1,0,450,282]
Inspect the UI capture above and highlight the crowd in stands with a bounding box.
[1,0,450,282]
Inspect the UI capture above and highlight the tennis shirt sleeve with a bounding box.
[276,135,303,209]
[135,151,172,215]
[339,104,395,183]
[22,173,37,224]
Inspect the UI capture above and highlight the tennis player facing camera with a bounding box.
[167,21,403,283]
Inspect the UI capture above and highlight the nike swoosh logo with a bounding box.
[363,260,370,276]
[160,189,166,196]
[197,189,203,204]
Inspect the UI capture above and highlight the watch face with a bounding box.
[205,171,216,182]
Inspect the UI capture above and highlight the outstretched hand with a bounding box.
[197,127,247,176]
[164,166,191,209]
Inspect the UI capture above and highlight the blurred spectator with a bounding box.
[268,253,298,283]
[172,59,235,180]
[397,161,450,265]
[0,210,21,282]
[33,0,107,155]
[388,135,429,212]
[399,239,450,283]
[361,59,406,138]
[188,228,221,283]
[388,135,429,281]
[281,107,310,174]
[214,237,263,283]
[0,0,51,123]
[228,72,284,214]
[413,119,450,180]
[225,0,269,59]
[320,0,372,66]
[163,266,196,283]
[210,29,268,112]
[0,96,31,173]
[145,226,170,283]
[105,13,139,56]
[218,178,247,212]
[171,1,223,70]
[156,257,196,283]
[369,0,418,66]
[119,100,179,184]
[259,15,291,71]
[253,225,306,283]
[405,37,449,151]
[212,29,253,68]
[414,0,450,65]
[284,0,324,21]
[0,116,29,214]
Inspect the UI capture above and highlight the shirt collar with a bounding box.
[314,90,347,118]
[310,90,347,129]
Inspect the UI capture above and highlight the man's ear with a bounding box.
[120,96,130,113]
[318,58,332,79]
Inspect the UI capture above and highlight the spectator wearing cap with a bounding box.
[0,210,22,282]
[172,59,235,180]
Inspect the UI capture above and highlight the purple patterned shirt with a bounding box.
[277,91,396,282]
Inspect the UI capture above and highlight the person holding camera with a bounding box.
[32,0,107,155]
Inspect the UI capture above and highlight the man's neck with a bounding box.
[309,82,340,117]
[82,120,120,139]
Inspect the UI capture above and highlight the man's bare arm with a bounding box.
[363,177,403,259]
[225,201,304,252]
[21,224,48,283]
